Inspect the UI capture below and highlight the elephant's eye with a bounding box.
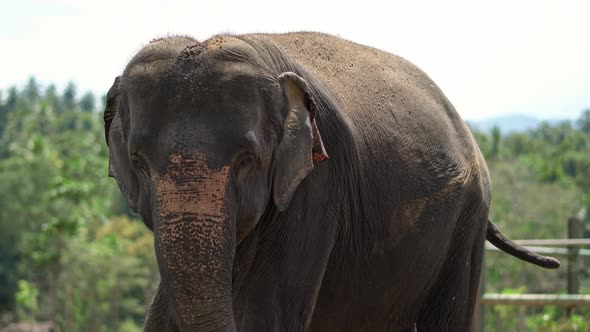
[236,154,256,172]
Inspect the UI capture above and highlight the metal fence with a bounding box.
[473,217,590,332]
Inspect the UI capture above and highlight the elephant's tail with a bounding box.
[486,219,560,269]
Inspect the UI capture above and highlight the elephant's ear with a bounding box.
[104,76,121,147]
[104,77,140,212]
[272,72,328,211]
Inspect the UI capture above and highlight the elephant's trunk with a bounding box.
[152,153,236,332]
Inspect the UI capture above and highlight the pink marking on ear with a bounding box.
[311,120,328,164]
[313,152,329,163]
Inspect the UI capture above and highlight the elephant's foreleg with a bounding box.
[232,211,338,331]
[144,284,180,332]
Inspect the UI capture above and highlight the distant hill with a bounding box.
[468,114,564,133]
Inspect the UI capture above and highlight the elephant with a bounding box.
[103,32,559,332]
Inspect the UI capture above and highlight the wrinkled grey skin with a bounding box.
[104,32,558,332]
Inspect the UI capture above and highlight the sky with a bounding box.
[1,0,589,121]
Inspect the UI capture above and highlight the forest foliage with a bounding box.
[0,78,157,332]
[0,77,589,331]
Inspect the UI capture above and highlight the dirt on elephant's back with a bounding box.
[248,32,447,123]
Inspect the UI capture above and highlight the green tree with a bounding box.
[491,126,501,159]
[5,86,17,110]
[45,84,62,114]
[0,80,156,330]
[58,216,156,331]
[470,111,590,331]
[79,91,96,113]
[14,280,39,321]
[62,82,77,111]
[0,87,17,143]
[576,109,590,135]
[23,77,40,102]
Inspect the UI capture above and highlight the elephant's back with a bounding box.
[247,31,451,122]
[247,32,487,200]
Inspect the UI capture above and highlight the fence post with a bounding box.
[567,216,582,315]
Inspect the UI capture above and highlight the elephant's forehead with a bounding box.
[124,60,264,132]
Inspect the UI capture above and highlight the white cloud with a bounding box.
[1,0,589,120]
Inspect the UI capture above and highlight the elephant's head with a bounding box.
[103,36,327,331]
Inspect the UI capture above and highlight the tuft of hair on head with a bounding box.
[177,43,207,63]
[123,36,200,78]
[148,34,197,46]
